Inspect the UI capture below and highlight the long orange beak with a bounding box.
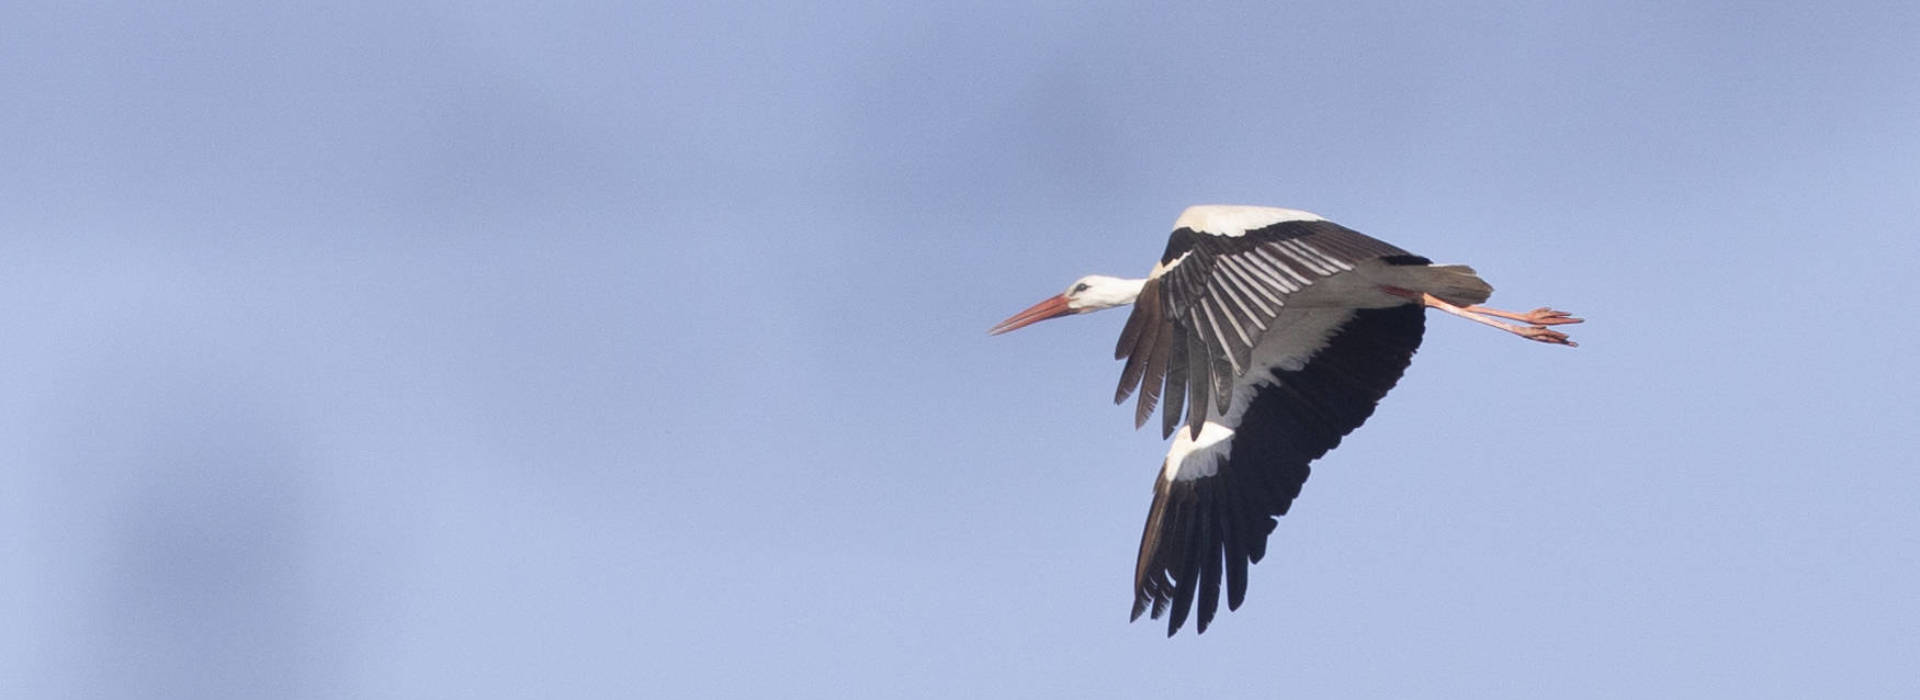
[988,294,1073,335]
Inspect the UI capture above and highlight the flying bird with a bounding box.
[989,205,1581,636]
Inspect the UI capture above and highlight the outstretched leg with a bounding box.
[1380,287,1581,346]
[1460,305,1582,326]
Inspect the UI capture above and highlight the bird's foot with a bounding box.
[1516,325,1578,347]
[1517,307,1583,326]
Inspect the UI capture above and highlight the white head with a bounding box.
[988,274,1146,335]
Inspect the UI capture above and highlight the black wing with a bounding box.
[1131,304,1426,635]
[1113,218,1425,439]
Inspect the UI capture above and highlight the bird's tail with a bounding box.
[1421,264,1494,307]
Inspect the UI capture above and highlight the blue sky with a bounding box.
[4,1,1918,697]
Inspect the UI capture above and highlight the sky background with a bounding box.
[4,1,1918,698]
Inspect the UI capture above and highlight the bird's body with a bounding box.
[990,205,1580,636]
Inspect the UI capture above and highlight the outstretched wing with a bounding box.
[1112,206,1425,438]
[1131,304,1426,635]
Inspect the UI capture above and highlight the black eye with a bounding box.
[1071,282,1090,294]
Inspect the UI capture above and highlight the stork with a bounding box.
[989,205,1581,636]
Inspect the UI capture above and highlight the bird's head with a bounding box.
[988,275,1145,335]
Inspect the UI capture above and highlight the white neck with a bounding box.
[1068,276,1147,312]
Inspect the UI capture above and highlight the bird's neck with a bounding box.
[1085,277,1147,310]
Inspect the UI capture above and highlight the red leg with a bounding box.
[1380,287,1580,347]
[1462,305,1583,326]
